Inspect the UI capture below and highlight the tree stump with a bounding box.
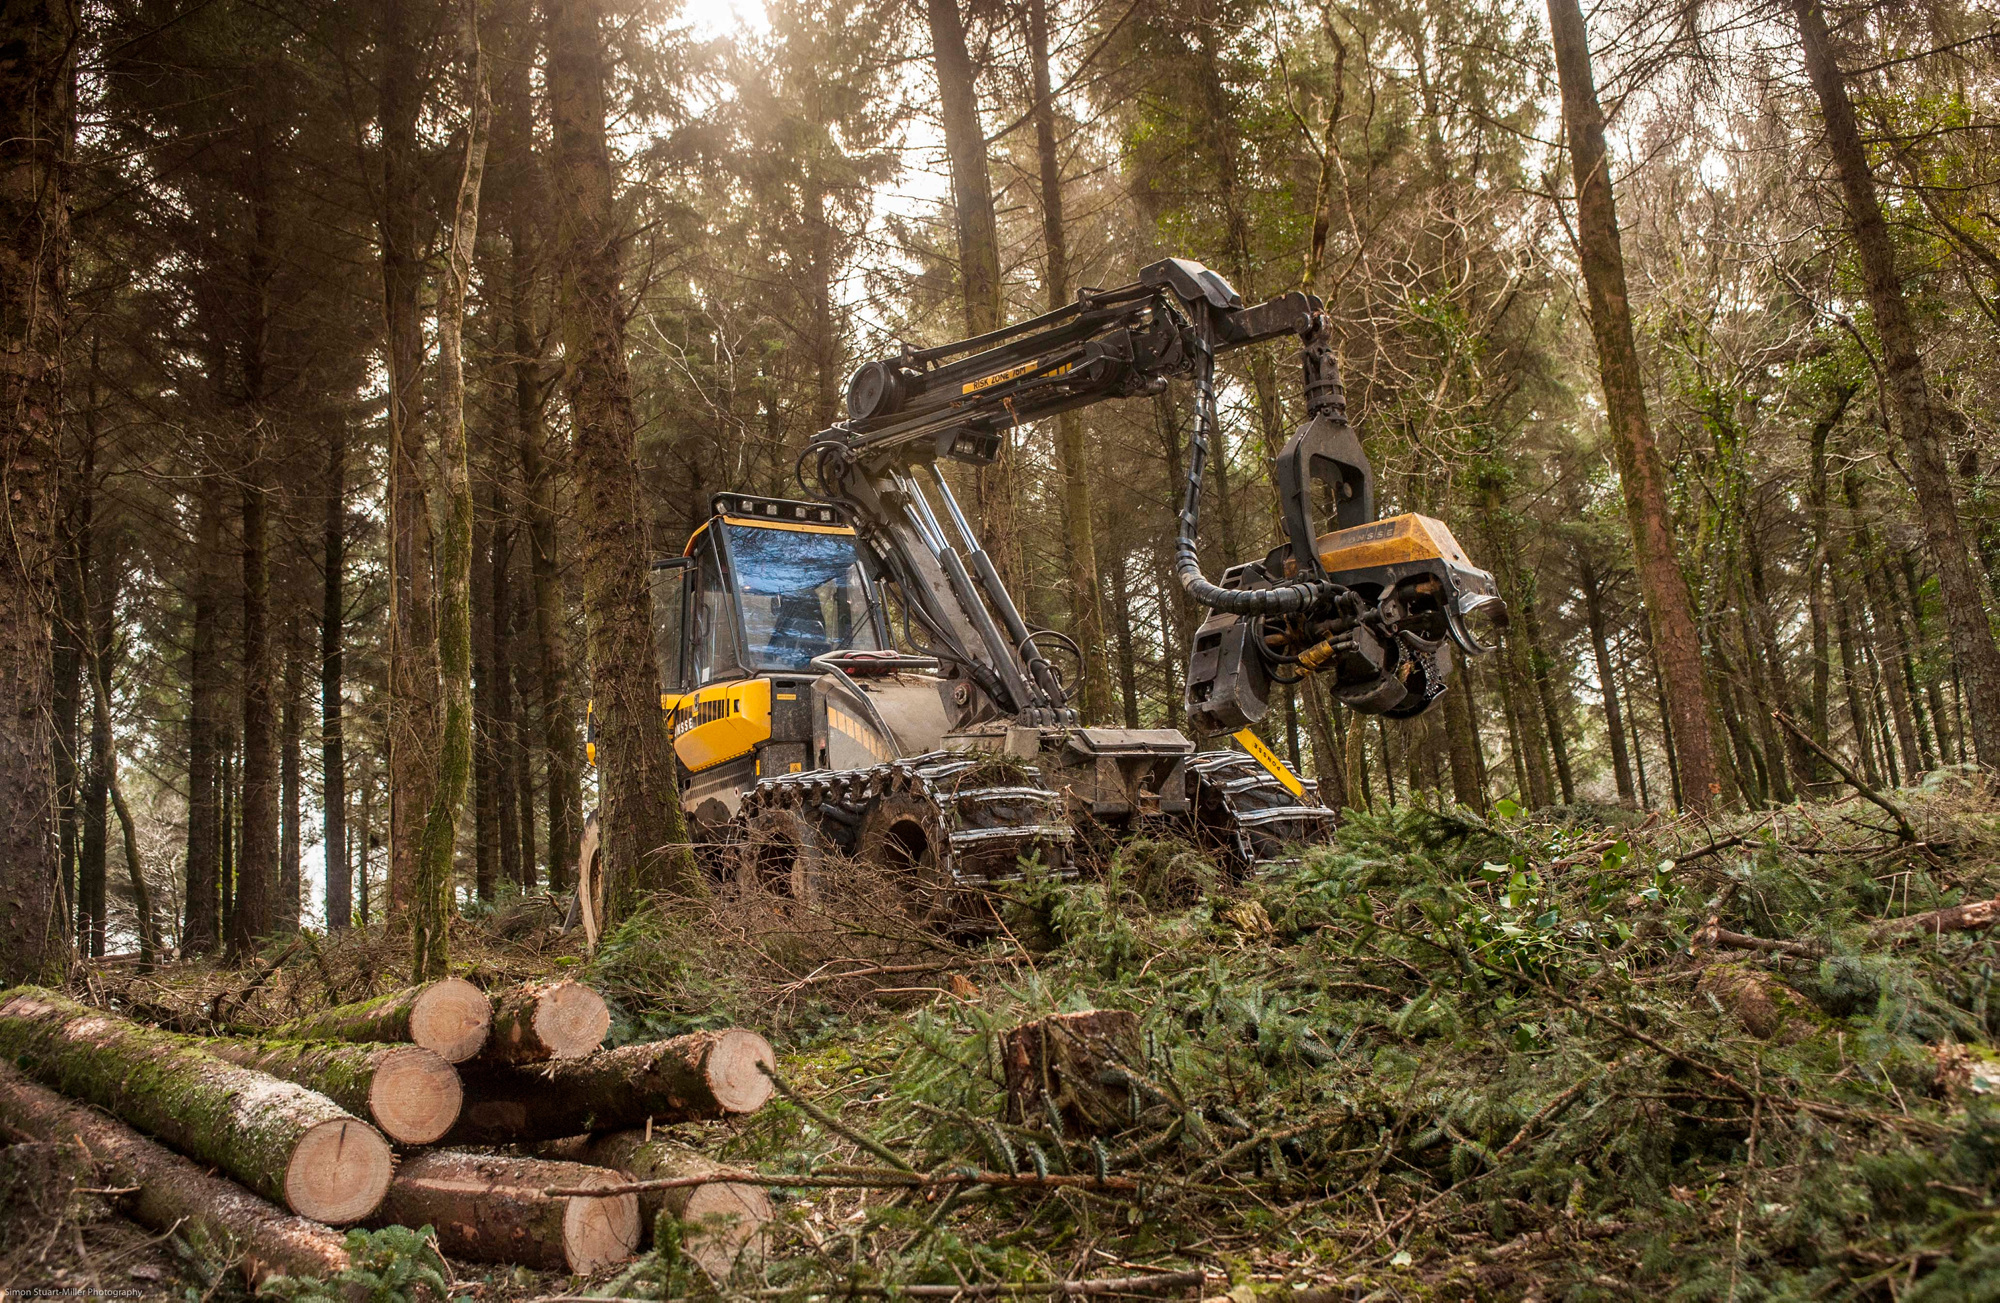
[1002,1009,1142,1136]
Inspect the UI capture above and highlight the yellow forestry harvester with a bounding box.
[572,258,1505,937]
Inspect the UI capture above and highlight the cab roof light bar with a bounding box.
[709,493,846,524]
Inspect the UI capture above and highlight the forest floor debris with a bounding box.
[16,772,2000,1299]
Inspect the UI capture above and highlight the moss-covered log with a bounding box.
[0,1063,354,1284]
[0,987,393,1223]
[195,1036,462,1144]
[268,977,490,1062]
[449,1029,774,1143]
[547,1131,769,1278]
[475,979,610,1065]
[372,1150,638,1273]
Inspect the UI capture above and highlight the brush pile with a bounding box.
[0,972,778,1290]
[576,771,2000,1300]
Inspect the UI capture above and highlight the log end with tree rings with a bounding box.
[530,981,611,1060]
[704,1029,778,1114]
[366,1046,463,1144]
[408,977,492,1063]
[283,1116,395,1224]
[678,1177,772,1278]
[562,1168,644,1274]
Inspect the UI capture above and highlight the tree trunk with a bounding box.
[1832,568,1880,783]
[1793,0,2000,767]
[269,977,492,1064]
[186,485,224,955]
[89,639,155,968]
[1521,591,1575,804]
[1577,555,1634,802]
[553,1132,771,1275]
[493,518,524,891]
[474,488,501,902]
[0,988,393,1223]
[1302,677,1350,812]
[379,0,438,919]
[413,0,491,983]
[547,0,697,909]
[1441,664,1484,808]
[449,1028,775,1143]
[194,1037,462,1146]
[924,0,1017,591]
[1846,476,1921,779]
[323,426,350,931]
[926,0,1002,338]
[52,467,83,957]
[233,474,277,959]
[79,472,107,957]
[1027,0,1108,724]
[0,1062,353,1286]
[1547,0,1720,810]
[371,1151,639,1274]
[0,0,73,986]
[279,613,302,934]
[476,979,610,1066]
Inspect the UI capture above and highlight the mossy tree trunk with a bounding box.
[0,1062,353,1286]
[413,0,492,982]
[546,0,697,911]
[0,988,393,1223]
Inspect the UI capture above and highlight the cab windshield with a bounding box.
[726,524,880,670]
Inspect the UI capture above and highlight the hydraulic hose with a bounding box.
[1172,302,1344,616]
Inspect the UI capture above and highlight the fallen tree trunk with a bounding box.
[195,1037,462,1144]
[1002,1009,1142,1136]
[476,979,610,1065]
[1875,895,2000,940]
[449,1029,774,1144]
[372,1150,639,1273]
[543,1131,770,1277]
[0,987,393,1223]
[0,1061,353,1285]
[268,977,491,1062]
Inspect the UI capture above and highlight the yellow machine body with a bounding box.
[1314,512,1477,581]
[664,680,772,773]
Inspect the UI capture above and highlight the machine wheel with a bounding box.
[572,810,608,950]
[856,792,966,930]
[729,805,826,905]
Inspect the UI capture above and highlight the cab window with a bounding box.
[688,533,741,685]
[724,524,881,671]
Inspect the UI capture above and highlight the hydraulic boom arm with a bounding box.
[802,258,1503,733]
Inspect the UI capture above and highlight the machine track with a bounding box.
[1183,750,1338,874]
[738,751,1076,889]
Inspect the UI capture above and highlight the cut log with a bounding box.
[270,977,491,1062]
[0,1061,353,1285]
[372,1150,639,1273]
[546,1131,770,1278]
[1003,1009,1142,1136]
[196,1037,463,1145]
[449,1029,774,1144]
[0,987,393,1223]
[1875,895,2000,940]
[477,979,610,1065]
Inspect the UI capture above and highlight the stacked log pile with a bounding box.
[0,978,777,1285]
